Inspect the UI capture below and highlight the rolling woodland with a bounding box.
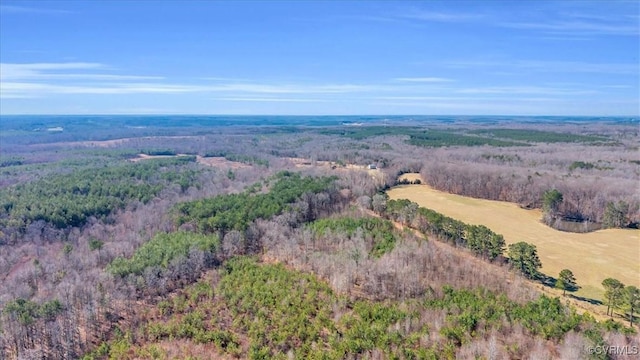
[0,116,638,359]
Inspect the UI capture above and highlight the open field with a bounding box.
[129,153,190,162]
[286,157,371,171]
[389,174,640,301]
[129,154,251,169]
[195,156,251,169]
[287,157,385,185]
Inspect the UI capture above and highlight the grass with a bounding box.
[387,179,640,302]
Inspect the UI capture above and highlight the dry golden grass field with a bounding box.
[389,174,640,301]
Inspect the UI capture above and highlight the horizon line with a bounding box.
[0,113,637,118]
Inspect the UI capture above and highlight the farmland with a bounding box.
[388,174,640,301]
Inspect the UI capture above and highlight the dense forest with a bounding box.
[0,116,638,359]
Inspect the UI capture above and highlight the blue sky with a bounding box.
[0,1,638,115]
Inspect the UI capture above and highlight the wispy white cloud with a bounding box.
[0,62,387,99]
[383,4,638,37]
[1,63,203,98]
[497,3,639,37]
[601,84,634,89]
[1,62,104,79]
[446,59,638,75]
[1,80,382,98]
[394,77,454,83]
[1,62,165,84]
[3,60,635,116]
[210,83,377,94]
[1,82,203,97]
[109,107,178,114]
[398,9,484,23]
[376,95,560,102]
[202,76,253,82]
[0,5,72,14]
[370,98,584,116]
[499,20,639,37]
[1,62,162,81]
[347,8,483,26]
[217,97,325,103]
[457,85,598,96]
[377,96,461,101]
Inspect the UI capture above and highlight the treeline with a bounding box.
[317,126,532,147]
[377,197,553,283]
[106,231,221,297]
[203,151,269,167]
[308,217,400,258]
[139,149,177,156]
[1,299,78,358]
[426,285,631,346]
[108,232,219,278]
[374,195,637,323]
[470,128,609,144]
[320,126,528,146]
[317,126,420,139]
[0,157,200,244]
[382,198,506,262]
[104,172,343,298]
[0,172,345,359]
[408,131,524,147]
[86,258,634,360]
[602,278,640,327]
[542,188,632,230]
[174,171,338,234]
[317,126,608,147]
[3,298,64,325]
[0,156,24,167]
[420,162,639,228]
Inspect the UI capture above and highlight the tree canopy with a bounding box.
[622,286,639,327]
[602,278,625,317]
[382,199,505,261]
[555,269,578,296]
[175,172,337,234]
[0,157,199,236]
[602,201,629,228]
[108,231,219,278]
[507,242,542,279]
[542,189,563,217]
